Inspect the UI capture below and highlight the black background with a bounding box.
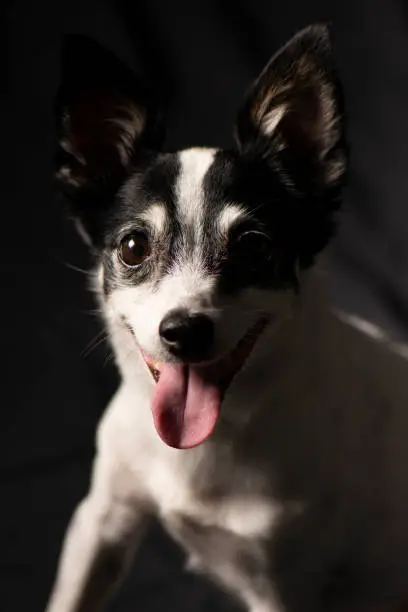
[4,1,408,610]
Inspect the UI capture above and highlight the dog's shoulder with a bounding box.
[332,311,408,396]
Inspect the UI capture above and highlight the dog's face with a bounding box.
[56,25,347,448]
[100,147,304,365]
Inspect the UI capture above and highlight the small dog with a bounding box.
[46,25,408,612]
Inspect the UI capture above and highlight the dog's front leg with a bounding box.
[166,514,282,612]
[46,454,149,612]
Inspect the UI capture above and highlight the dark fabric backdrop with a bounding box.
[3,1,408,610]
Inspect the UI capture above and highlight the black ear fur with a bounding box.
[56,35,164,192]
[235,24,347,197]
[55,35,164,246]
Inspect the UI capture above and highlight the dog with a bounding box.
[46,24,408,612]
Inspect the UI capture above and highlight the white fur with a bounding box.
[140,203,168,235]
[47,260,408,612]
[176,147,216,237]
[109,260,220,364]
[217,203,248,235]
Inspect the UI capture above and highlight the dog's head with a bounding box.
[56,25,347,449]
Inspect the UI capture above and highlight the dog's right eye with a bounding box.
[118,233,151,267]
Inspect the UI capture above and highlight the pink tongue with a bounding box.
[151,363,221,449]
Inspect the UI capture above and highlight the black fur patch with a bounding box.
[202,149,301,292]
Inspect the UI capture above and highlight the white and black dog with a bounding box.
[46,25,408,612]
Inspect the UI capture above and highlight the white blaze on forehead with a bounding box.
[217,204,248,235]
[140,203,167,234]
[176,148,217,234]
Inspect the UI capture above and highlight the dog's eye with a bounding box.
[231,231,273,261]
[119,232,151,267]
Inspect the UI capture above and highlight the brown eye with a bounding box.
[119,232,151,267]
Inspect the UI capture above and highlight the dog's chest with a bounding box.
[141,441,282,542]
[109,380,284,541]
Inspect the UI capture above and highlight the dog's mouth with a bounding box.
[140,317,268,450]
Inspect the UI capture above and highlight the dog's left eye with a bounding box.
[231,231,273,262]
[118,232,151,267]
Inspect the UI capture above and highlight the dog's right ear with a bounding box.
[234,25,346,198]
[56,35,164,200]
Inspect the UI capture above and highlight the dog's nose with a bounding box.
[159,309,214,361]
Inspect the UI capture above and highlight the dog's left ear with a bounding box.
[235,24,347,196]
[56,35,164,192]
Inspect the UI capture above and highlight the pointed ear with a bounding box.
[235,24,347,196]
[56,35,164,192]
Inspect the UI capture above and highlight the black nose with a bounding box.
[159,309,214,361]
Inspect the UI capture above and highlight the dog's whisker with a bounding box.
[81,330,109,358]
[63,260,91,276]
[102,348,115,368]
[81,308,104,318]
